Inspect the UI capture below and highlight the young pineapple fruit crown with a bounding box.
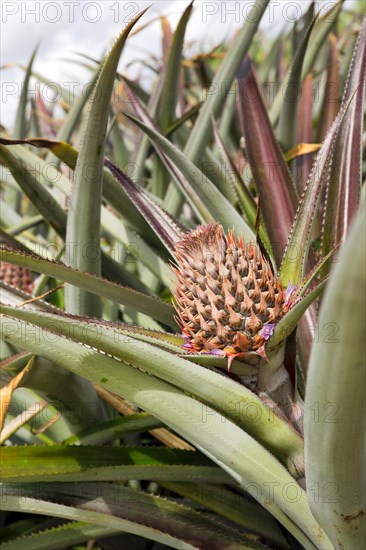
[172,223,295,368]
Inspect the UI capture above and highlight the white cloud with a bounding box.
[0,0,357,129]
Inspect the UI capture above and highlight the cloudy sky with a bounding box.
[0,0,358,128]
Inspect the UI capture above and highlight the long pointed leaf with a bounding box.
[0,144,67,237]
[158,2,193,131]
[237,59,298,265]
[152,3,194,198]
[0,249,176,327]
[0,303,304,477]
[179,0,269,165]
[0,523,120,550]
[320,15,366,272]
[125,114,254,240]
[278,17,317,152]
[161,481,289,549]
[212,120,258,228]
[269,1,342,125]
[2,483,263,549]
[0,316,331,548]
[301,1,342,79]
[0,137,178,257]
[125,81,217,220]
[318,34,341,141]
[304,205,366,549]
[164,0,270,216]
[105,157,183,256]
[280,95,350,286]
[296,74,315,191]
[62,413,162,445]
[267,278,328,354]
[65,10,148,316]
[0,445,226,484]
[54,67,99,147]
[14,45,39,139]
[0,144,154,292]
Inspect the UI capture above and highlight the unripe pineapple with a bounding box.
[172,223,293,367]
[0,261,33,293]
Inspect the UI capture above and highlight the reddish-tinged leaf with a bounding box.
[296,74,315,191]
[237,58,298,267]
[104,158,183,256]
[321,16,366,271]
[35,87,56,138]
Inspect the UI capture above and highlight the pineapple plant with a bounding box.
[0,1,365,549]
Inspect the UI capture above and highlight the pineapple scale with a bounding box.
[173,223,285,357]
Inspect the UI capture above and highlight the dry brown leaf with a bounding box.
[284,143,322,162]
[0,356,34,432]
[95,384,194,451]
